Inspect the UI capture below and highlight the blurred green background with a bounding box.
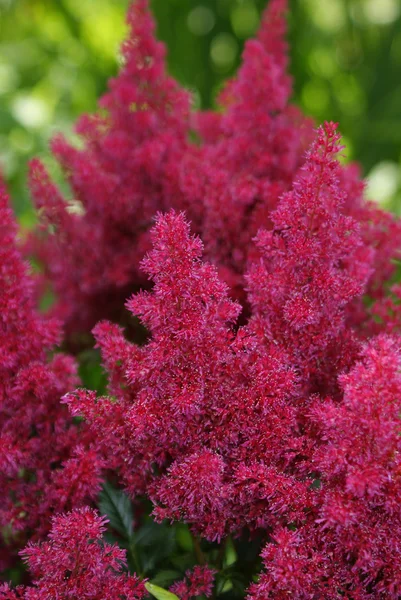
[1,0,401,224]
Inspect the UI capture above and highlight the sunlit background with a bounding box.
[1,0,401,223]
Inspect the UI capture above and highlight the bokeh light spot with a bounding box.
[304,0,346,33]
[366,161,400,204]
[12,96,50,129]
[363,0,400,25]
[308,47,337,78]
[333,74,365,117]
[301,80,329,114]
[187,6,215,36]
[231,2,259,38]
[210,33,238,70]
[0,64,18,94]
[9,127,34,153]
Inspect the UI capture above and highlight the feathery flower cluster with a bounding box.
[0,184,102,568]
[65,180,401,597]
[27,0,401,336]
[247,122,373,395]
[0,508,145,599]
[170,566,216,600]
[181,0,313,297]
[3,0,401,598]
[28,0,191,338]
[26,0,314,336]
[248,334,401,599]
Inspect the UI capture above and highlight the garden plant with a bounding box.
[1,0,401,598]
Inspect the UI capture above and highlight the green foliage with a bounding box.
[97,483,267,596]
[99,481,134,539]
[78,349,108,395]
[98,484,180,580]
[145,583,179,600]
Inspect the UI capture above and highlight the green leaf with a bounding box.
[175,523,193,551]
[78,349,107,394]
[135,519,176,573]
[150,570,181,587]
[145,582,179,600]
[98,482,133,540]
[170,551,194,572]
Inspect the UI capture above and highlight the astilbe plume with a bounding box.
[339,164,401,302]
[367,273,401,336]
[28,0,191,338]
[169,566,216,600]
[335,163,401,334]
[246,121,373,394]
[0,184,102,569]
[27,0,401,339]
[0,508,145,600]
[61,209,280,512]
[186,0,314,295]
[65,126,401,596]
[25,0,312,337]
[312,335,401,598]
[65,211,305,543]
[66,211,242,539]
[249,335,401,599]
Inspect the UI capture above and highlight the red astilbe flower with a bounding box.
[26,0,316,337]
[0,185,102,567]
[365,268,401,337]
[65,212,241,538]
[338,163,401,302]
[0,508,145,600]
[311,335,401,597]
[26,0,401,337]
[246,122,375,395]
[170,566,216,600]
[28,0,191,338]
[334,163,401,336]
[186,0,314,296]
[65,212,310,543]
[247,527,339,600]
[250,335,401,599]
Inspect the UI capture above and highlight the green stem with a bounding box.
[191,532,206,565]
[129,538,143,578]
[216,538,227,571]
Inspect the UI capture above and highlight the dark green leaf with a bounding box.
[150,570,181,587]
[135,518,176,573]
[98,482,133,540]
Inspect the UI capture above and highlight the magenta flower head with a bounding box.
[1,508,145,599]
[0,183,102,564]
[3,0,401,597]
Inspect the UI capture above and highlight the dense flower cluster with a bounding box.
[27,0,401,336]
[248,334,401,599]
[2,0,401,598]
[0,508,145,599]
[180,0,314,297]
[0,184,102,568]
[170,566,216,600]
[246,122,381,398]
[28,0,191,338]
[66,193,401,596]
[26,0,313,337]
